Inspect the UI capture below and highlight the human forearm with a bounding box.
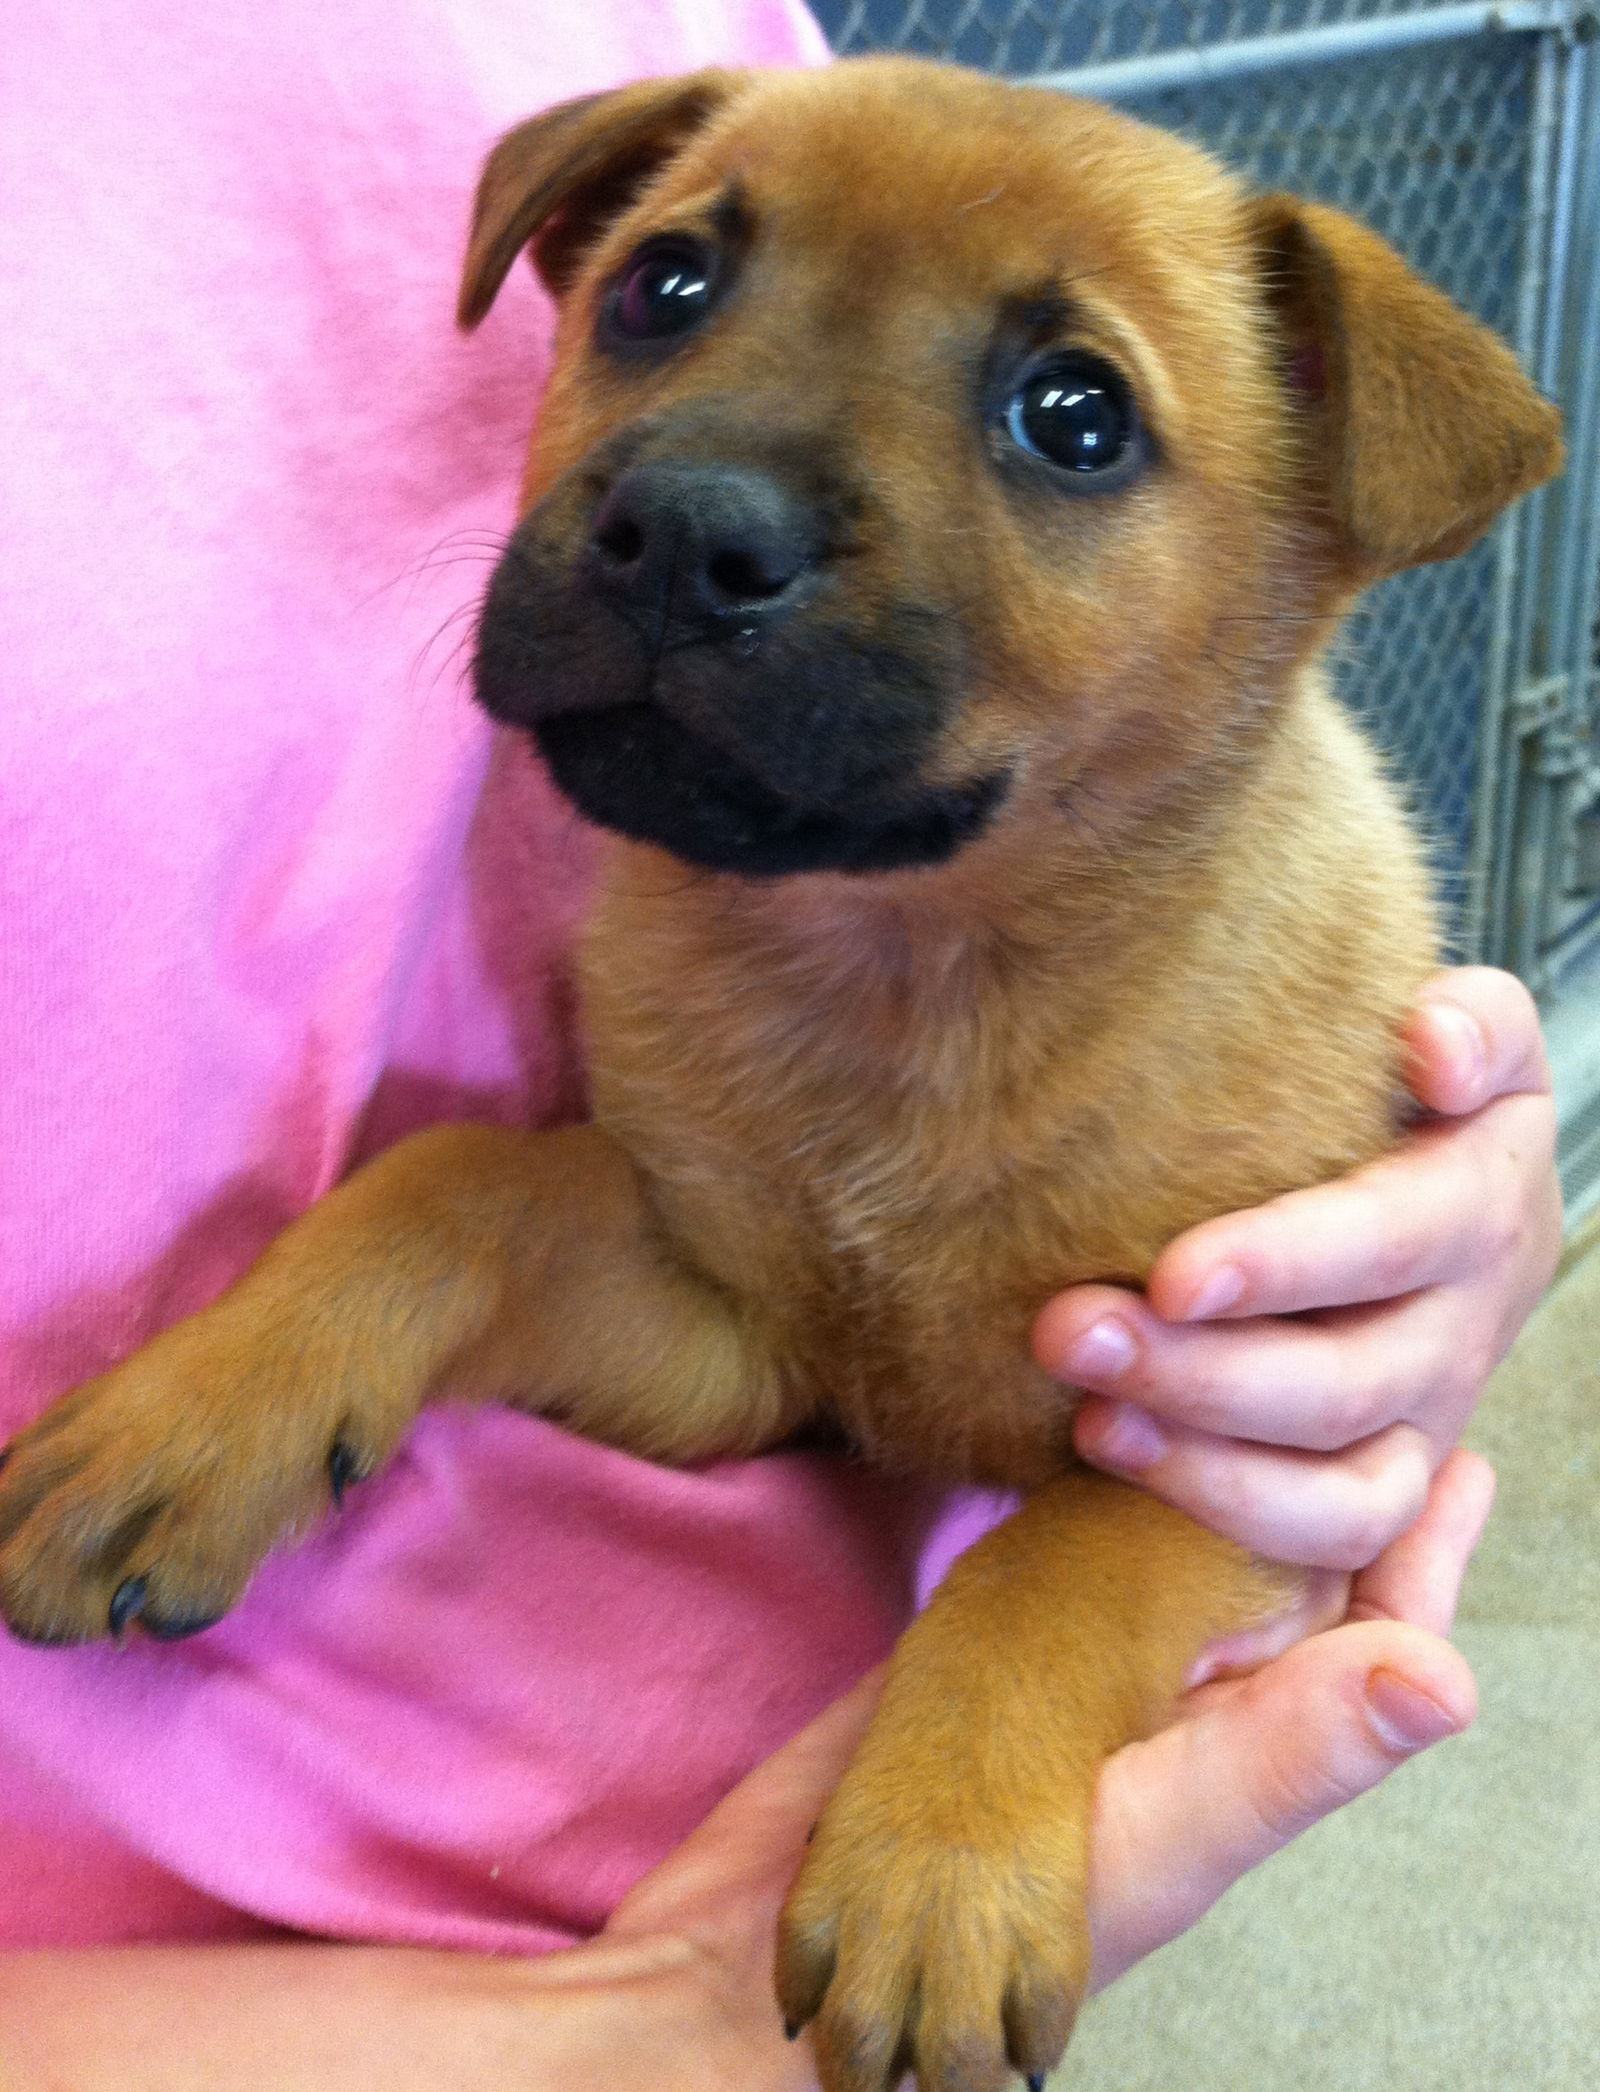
[0,1945,522,2092]
[0,1941,791,2092]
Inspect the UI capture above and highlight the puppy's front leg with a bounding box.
[778,1473,1289,2092]
[0,1123,794,1645]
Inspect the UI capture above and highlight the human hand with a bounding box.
[588,1450,1494,2069]
[0,1457,1488,2092]
[1033,966,1558,1573]
[542,1450,1495,2076]
[1086,1446,1490,1983]
[520,1452,1492,2084]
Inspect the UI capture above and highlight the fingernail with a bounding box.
[1425,999,1486,1100]
[1082,1401,1168,1473]
[1065,1317,1137,1384]
[1365,1667,1462,1754]
[1180,1265,1245,1321]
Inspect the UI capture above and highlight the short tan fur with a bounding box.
[0,58,1560,2092]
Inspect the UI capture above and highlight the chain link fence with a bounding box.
[825,0,1475,77]
[809,0,1600,1220]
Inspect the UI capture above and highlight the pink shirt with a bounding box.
[0,0,1012,1950]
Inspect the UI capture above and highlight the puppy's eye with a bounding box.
[1005,355,1135,476]
[608,240,716,343]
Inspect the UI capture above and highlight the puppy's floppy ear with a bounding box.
[457,70,745,328]
[1252,194,1562,578]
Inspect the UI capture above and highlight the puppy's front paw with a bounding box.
[777,1749,1091,2092]
[0,1317,385,1646]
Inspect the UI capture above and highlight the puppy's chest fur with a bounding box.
[579,682,1438,1488]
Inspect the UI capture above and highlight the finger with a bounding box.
[1139,1089,1557,1322]
[1183,1450,1492,1691]
[1348,1447,1496,1635]
[1072,1411,1433,1571]
[1087,1619,1476,1991]
[1042,1286,1463,1451]
[605,1668,887,1945]
[1402,967,1552,1116]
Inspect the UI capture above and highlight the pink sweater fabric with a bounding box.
[0,0,1011,1951]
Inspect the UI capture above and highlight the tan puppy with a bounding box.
[0,57,1560,2092]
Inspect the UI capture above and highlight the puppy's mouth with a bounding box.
[532,698,1009,878]
[473,532,1009,879]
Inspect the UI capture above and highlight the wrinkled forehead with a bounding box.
[600,61,1274,458]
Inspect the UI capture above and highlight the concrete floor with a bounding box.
[1058,1230,1600,2091]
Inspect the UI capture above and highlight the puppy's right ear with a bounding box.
[457,70,745,329]
[1251,194,1562,579]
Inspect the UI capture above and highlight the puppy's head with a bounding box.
[460,59,1560,880]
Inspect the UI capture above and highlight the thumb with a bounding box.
[606,1668,887,1949]
[1088,1620,1477,1991]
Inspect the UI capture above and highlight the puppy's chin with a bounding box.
[532,703,1009,878]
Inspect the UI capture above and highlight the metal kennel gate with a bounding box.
[809,0,1600,1225]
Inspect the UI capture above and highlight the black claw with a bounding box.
[109,1576,148,1639]
[804,1820,817,1845]
[328,1441,359,1508]
[1027,2075,1047,2091]
[783,2020,801,2042]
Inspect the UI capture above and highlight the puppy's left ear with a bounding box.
[458,69,746,328]
[1252,194,1563,579]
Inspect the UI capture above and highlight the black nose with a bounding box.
[586,463,819,630]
